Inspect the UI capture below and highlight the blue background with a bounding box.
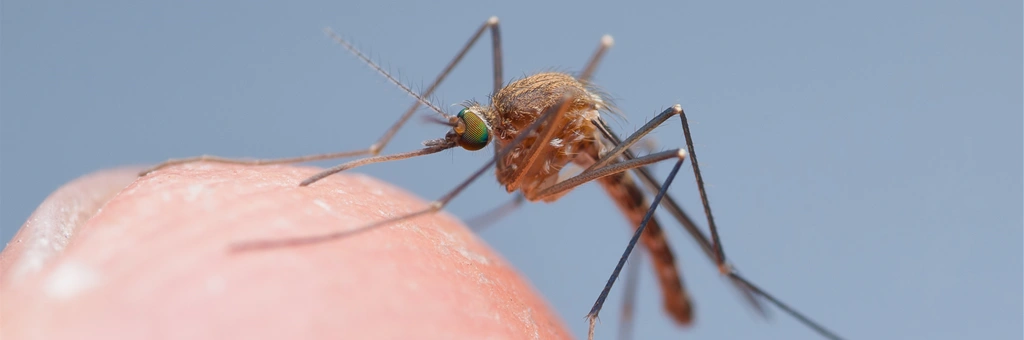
[3,1,1021,339]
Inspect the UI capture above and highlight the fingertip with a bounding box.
[1,166,143,284]
[4,164,570,339]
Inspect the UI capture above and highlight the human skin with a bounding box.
[0,164,570,339]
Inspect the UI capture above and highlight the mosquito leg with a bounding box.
[464,193,525,231]
[675,111,844,339]
[669,109,767,311]
[592,115,765,308]
[587,157,686,340]
[616,250,642,340]
[231,96,575,251]
[674,109,727,267]
[300,141,457,186]
[728,273,845,340]
[529,149,687,201]
[589,105,682,172]
[579,35,614,83]
[524,105,688,201]
[138,151,370,176]
[486,16,504,95]
[326,17,504,156]
[597,118,771,322]
[592,118,718,263]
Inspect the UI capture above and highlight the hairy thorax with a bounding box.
[479,72,608,201]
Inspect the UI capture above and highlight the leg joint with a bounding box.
[674,148,688,160]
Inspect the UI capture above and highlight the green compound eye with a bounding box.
[456,108,490,151]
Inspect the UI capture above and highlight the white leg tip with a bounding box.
[601,34,614,47]
[488,16,500,25]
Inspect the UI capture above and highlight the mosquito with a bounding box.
[140,17,844,340]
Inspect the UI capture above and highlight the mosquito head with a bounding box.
[448,107,491,151]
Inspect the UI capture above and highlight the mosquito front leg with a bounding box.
[579,35,614,83]
[327,17,505,156]
[141,19,504,178]
[231,96,575,251]
[299,141,457,186]
[138,151,370,176]
[616,250,642,340]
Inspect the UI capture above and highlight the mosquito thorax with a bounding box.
[452,107,491,151]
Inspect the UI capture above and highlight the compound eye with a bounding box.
[456,108,489,151]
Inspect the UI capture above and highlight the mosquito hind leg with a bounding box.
[592,112,767,313]
[592,106,845,340]
[586,156,687,340]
